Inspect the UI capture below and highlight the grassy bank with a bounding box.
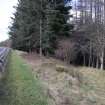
[24,56,105,105]
[0,51,47,105]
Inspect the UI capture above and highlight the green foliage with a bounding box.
[42,0,73,55]
[9,0,41,51]
[9,0,73,54]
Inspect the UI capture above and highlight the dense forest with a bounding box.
[9,0,105,70]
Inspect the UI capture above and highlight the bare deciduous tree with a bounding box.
[55,39,77,64]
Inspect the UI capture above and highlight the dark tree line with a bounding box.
[9,0,105,70]
[9,0,73,56]
[71,0,105,70]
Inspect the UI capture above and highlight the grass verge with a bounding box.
[0,51,48,105]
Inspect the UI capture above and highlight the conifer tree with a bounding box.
[9,0,73,54]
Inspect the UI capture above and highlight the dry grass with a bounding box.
[22,53,105,105]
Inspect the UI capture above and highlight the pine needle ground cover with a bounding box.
[0,51,48,105]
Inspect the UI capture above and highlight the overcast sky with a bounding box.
[0,0,18,42]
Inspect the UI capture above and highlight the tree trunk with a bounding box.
[92,56,94,68]
[83,53,86,66]
[100,50,104,70]
[39,0,43,57]
[90,0,93,21]
[89,43,92,67]
[96,56,99,69]
[40,19,42,57]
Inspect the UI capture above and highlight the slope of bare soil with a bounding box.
[21,52,105,105]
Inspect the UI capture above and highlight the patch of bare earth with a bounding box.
[21,53,105,105]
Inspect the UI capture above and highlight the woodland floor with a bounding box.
[20,51,105,105]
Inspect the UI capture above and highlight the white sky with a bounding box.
[0,0,18,42]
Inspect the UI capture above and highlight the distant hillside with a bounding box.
[0,39,11,47]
